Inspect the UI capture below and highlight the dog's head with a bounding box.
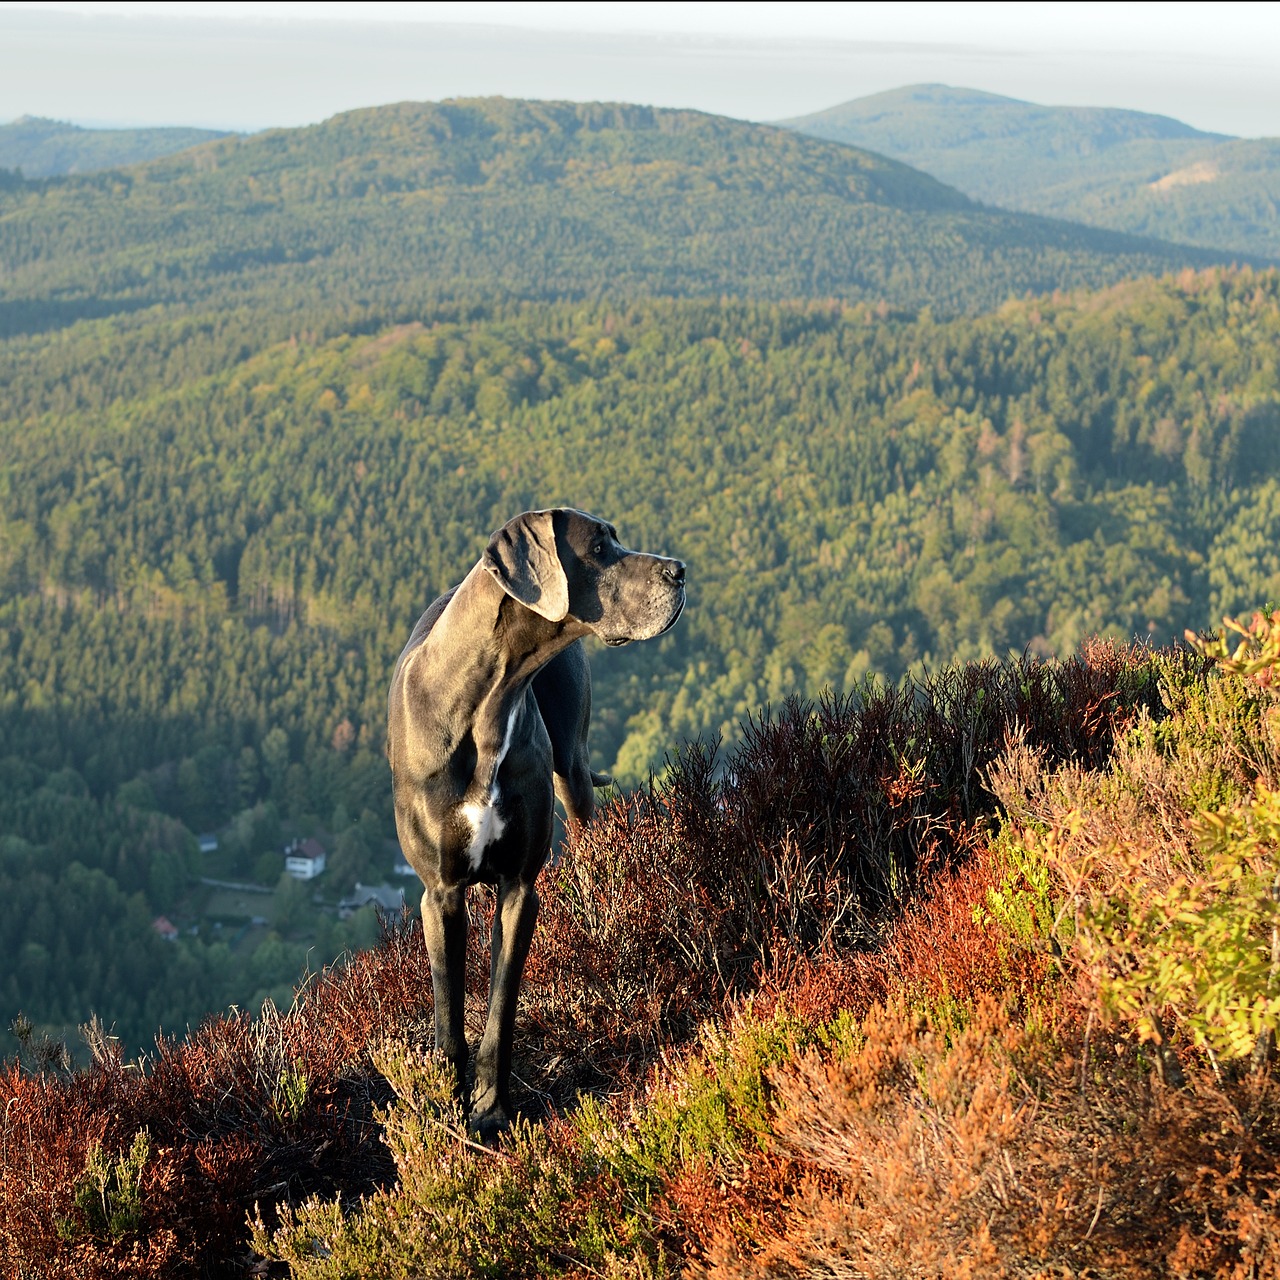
[482,508,685,646]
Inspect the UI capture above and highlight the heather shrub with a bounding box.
[976,821,1064,945]
[528,643,1159,1068]
[249,633,1269,1280]
[1192,608,1280,685]
[1072,786,1280,1063]
[984,615,1280,1074]
[850,837,1055,1032]
[1,918,435,1278]
[254,1007,814,1278]
[252,1041,584,1279]
[1186,610,1280,785]
[4,642,1163,1276]
[702,997,1280,1280]
[65,1130,150,1246]
[0,1065,182,1279]
[1050,616,1280,1066]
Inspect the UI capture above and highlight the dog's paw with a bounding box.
[467,1100,513,1146]
[467,1082,514,1145]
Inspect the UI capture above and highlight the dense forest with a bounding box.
[786,84,1280,260]
[4,267,1280,1051]
[0,95,1273,1060]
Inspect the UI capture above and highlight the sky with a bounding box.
[2,1,1279,137]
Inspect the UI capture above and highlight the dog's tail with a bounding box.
[590,770,613,789]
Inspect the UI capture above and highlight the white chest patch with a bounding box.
[461,706,519,870]
[461,800,505,867]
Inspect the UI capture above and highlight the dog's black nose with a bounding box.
[664,560,686,584]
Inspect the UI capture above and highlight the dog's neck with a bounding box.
[410,563,586,782]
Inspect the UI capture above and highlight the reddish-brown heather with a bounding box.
[1,920,437,1277]
[2,642,1164,1276]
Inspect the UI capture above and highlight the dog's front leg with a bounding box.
[470,876,539,1141]
[421,877,469,1102]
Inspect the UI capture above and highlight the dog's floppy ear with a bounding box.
[482,509,569,621]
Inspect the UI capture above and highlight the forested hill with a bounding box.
[783,85,1280,261]
[0,97,1227,337]
[0,115,233,178]
[5,270,1280,786]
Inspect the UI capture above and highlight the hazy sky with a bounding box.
[2,1,1279,137]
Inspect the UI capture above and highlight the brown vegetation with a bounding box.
[703,998,1280,1280]
[10,636,1280,1279]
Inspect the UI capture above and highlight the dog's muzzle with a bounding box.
[600,557,686,646]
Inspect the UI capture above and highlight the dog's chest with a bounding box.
[460,795,506,868]
[400,690,552,886]
[457,705,520,871]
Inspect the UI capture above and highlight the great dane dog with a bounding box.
[387,508,686,1138]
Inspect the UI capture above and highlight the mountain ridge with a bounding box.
[0,95,1230,337]
[781,83,1229,150]
[0,113,233,177]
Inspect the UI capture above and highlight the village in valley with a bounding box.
[149,829,419,968]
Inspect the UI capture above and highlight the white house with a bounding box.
[284,837,327,880]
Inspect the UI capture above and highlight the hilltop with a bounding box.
[782,83,1226,171]
[782,84,1280,260]
[0,96,1226,337]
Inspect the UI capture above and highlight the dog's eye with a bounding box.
[592,541,605,556]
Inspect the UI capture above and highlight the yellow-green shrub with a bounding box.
[1077,785,1280,1060]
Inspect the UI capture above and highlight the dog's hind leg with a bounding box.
[553,766,597,846]
[470,876,540,1141]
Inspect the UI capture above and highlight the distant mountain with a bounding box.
[0,97,1227,338]
[781,84,1226,171]
[0,115,233,177]
[781,85,1280,260]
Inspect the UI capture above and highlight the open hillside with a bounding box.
[783,84,1280,260]
[0,96,1227,338]
[0,115,232,177]
[6,626,1280,1277]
